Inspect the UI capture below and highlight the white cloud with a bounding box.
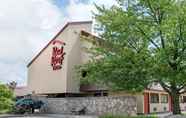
[66,0,117,21]
[0,0,64,86]
[66,0,93,21]
[0,0,117,86]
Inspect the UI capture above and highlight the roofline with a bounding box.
[144,88,167,93]
[80,30,102,40]
[15,86,27,89]
[27,21,92,67]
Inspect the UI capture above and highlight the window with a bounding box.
[180,96,183,103]
[82,70,87,78]
[183,96,186,103]
[150,93,159,103]
[161,94,168,103]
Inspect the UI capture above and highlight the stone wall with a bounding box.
[41,96,137,116]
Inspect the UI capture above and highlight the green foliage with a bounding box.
[79,48,153,92]
[79,0,186,92]
[78,0,186,114]
[0,84,14,112]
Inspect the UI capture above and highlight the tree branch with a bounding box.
[178,16,186,57]
[159,30,165,49]
[178,84,186,92]
[127,39,140,53]
[146,0,165,49]
[179,89,186,94]
[178,17,183,42]
[136,25,160,50]
[158,80,171,94]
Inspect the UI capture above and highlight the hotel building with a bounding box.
[23,21,186,114]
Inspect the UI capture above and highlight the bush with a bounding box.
[0,84,14,113]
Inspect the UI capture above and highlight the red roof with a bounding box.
[27,21,92,67]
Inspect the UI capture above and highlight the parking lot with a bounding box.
[0,114,98,118]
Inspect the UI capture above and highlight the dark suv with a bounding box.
[15,98,44,114]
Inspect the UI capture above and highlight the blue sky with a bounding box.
[53,0,69,9]
[0,0,117,86]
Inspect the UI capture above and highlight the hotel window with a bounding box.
[82,70,87,78]
[150,93,159,103]
[161,94,168,103]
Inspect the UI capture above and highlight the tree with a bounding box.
[7,81,17,91]
[0,84,14,112]
[78,0,186,114]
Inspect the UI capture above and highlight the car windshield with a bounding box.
[16,98,33,105]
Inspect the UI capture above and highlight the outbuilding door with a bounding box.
[144,92,150,114]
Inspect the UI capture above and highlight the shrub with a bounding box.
[0,84,14,113]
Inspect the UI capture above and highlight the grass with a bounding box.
[0,109,10,114]
[99,115,157,118]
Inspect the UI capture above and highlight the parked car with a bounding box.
[14,98,44,114]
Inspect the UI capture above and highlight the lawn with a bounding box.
[99,115,157,118]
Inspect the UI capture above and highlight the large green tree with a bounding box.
[78,0,186,114]
[0,84,14,112]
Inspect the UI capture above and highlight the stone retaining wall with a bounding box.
[41,96,137,116]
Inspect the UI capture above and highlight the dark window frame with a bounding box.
[150,93,159,103]
[82,70,87,78]
[183,96,186,103]
[161,94,168,103]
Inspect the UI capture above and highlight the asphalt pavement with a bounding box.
[0,114,98,118]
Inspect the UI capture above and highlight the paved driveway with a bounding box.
[0,114,98,118]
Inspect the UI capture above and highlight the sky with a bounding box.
[0,0,117,86]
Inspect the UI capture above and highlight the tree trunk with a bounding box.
[171,91,181,114]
